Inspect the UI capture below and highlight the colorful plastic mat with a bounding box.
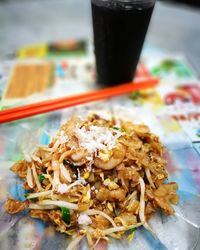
[0,40,200,249]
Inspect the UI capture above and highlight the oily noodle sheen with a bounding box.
[4,114,179,250]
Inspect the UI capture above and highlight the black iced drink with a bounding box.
[91,0,155,85]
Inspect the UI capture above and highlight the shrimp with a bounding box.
[94,143,126,170]
[70,148,90,166]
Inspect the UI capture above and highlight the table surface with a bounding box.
[0,2,200,250]
[0,0,200,76]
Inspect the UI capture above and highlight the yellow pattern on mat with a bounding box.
[4,62,55,99]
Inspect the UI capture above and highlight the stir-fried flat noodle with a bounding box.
[4,114,179,249]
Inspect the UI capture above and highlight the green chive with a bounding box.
[39,174,45,183]
[24,193,37,202]
[29,198,38,202]
[113,127,125,132]
[24,193,29,198]
[24,193,38,202]
[128,228,136,234]
[61,207,71,225]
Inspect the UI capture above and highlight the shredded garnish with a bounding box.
[75,125,123,154]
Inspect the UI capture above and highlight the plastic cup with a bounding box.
[91,0,156,86]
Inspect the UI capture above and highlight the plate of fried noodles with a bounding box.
[1,113,200,250]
